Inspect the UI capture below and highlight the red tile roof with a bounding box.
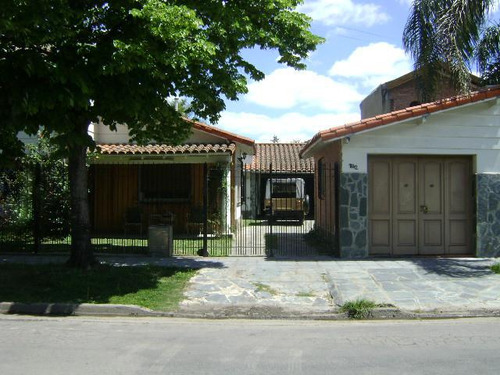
[247,143,314,173]
[190,119,255,147]
[97,143,236,155]
[301,86,500,158]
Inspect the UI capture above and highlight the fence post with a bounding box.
[32,162,42,254]
[268,162,273,257]
[201,162,209,257]
[334,162,340,255]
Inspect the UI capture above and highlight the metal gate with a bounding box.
[230,164,321,257]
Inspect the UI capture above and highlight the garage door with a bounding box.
[369,156,473,256]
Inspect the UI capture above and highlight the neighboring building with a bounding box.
[301,86,500,258]
[90,119,255,236]
[360,70,481,119]
[243,143,314,218]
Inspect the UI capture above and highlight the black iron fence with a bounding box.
[1,160,339,257]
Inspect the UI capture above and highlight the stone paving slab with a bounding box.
[178,257,500,313]
[2,254,500,315]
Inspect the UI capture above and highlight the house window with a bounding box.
[318,158,326,200]
[139,164,191,202]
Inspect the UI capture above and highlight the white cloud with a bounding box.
[246,68,364,112]
[329,42,412,89]
[218,111,360,143]
[299,0,390,27]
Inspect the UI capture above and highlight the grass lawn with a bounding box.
[0,236,232,256]
[0,263,196,311]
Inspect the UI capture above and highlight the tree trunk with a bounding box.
[66,121,97,268]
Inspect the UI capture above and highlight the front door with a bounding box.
[369,156,472,256]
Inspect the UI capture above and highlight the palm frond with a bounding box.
[403,0,498,96]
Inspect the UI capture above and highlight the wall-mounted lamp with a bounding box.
[343,136,351,144]
[237,152,247,164]
[237,152,254,165]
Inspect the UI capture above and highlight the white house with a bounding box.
[301,86,500,258]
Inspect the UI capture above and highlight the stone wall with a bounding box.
[339,173,368,257]
[477,174,500,257]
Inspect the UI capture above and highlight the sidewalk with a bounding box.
[1,254,500,319]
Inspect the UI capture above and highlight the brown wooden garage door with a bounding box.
[369,156,473,256]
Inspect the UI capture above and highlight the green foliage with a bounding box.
[403,0,500,98]
[1,135,71,240]
[340,299,377,320]
[0,263,196,311]
[477,24,500,85]
[1,0,323,152]
[491,263,500,274]
[0,0,322,267]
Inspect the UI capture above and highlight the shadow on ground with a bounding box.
[263,256,497,277]
[0,263,202,307]
[409,258,495,278]
[5,302,81,316]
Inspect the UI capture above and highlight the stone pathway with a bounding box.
[326,258,500,311]
[180,257,500,313]
[181,257,333,313]
[2,254,499,314]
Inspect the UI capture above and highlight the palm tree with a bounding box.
[403,0,500,100]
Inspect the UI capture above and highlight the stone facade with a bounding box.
[477,174,500,257]
[339,173,368,257]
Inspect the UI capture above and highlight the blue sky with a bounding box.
[215,0,499,143]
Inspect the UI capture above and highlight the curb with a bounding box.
[0,302,162,317]
[2,302,500,321]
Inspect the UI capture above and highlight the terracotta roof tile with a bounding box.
[302,86,500,157]
[247,143,314,173]
[189,119,255,147]
[97,143,236,155]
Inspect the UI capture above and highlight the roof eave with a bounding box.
[188,118,255,148]
[317,87,500,143]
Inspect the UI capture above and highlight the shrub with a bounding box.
[340,299,377,319]
[491,263,500,274]
[1,135,71,240]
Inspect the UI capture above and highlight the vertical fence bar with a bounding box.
[334,162,340,255]
[268,162,273,257]
[202,162,209,256]
[32,162,42,254]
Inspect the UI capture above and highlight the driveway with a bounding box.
[1,254,499,314]
[179,257,500,313]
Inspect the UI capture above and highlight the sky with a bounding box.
[214,0,499,143]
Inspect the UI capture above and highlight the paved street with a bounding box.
[0,316,499,374]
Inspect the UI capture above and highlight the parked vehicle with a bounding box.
[264,178,309,224]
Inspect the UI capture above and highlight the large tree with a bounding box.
[403,0,500,100]
[1,0,323,268]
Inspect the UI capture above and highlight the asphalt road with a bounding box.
[0,316,499,375]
